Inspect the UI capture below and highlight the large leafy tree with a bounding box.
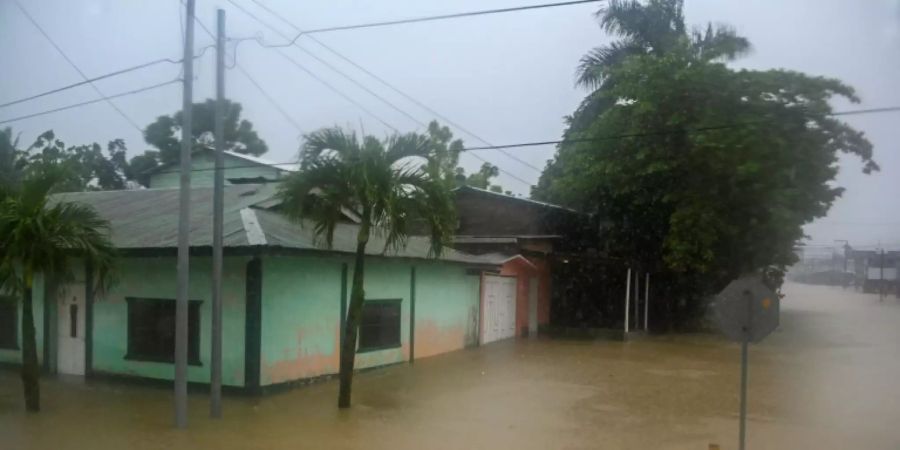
[534,0,876,326]
[143,99,268,165]
[278,127,455,408]
[27,131,131,191]
[0,166,115,412]
[2,128,133,192]
[419,120,504,192]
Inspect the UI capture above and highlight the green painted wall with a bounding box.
[413,263,481,359]
[0,273,46,365]
[91,256,248,386]
[259,255,344,385]
[148,152,285,188]
[259,254,479,386]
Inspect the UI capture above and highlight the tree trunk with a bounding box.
[338,227,369,408]
[21,271,40,412]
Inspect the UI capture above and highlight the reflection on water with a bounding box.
[2,283,899,449]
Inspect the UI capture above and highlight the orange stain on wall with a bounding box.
[414,320,466,359]
[262,327,341,385]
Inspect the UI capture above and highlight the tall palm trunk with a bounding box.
[338,224,369,408]
[21,268,40,412]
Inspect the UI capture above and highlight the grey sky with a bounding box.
[1,0,898,250]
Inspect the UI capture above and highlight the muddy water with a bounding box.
[2,283,899,449]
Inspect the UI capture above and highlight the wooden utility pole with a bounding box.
[175,0,195,429]
[210,7,225,419]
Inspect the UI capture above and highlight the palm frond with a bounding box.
[0,168,115,293]
[301,127,360,164]
[691,23,751,61]
[576,39,645,89]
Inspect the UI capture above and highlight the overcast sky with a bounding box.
[1,0,898,251]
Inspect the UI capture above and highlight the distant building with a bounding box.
[145,148,297,188]
[448,186,583,340]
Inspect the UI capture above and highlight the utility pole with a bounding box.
[834,240,849,288]
[880,249,885,302]
[633,269,640,330]
[210,7,225,419]
[643,273,649,331]
[175,0,195,429]
[624,268,631,334]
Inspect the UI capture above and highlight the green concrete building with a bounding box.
[146,148,296,188]
[0,183,496,392]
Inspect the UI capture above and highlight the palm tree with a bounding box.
[278,127,455,408]
[576,0,750,89]
[0,127,26,193]
[0,166,115,412]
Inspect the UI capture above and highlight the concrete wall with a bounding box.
[149,152,284,188]
[259,255,344,385]
[91,256,248,386]
[413,262,481,358]
[259,254,480,386]
[0,273,47,365]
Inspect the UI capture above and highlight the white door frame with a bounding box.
[481,274,517,344]
[57,283,86,375]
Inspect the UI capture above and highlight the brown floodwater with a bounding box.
[2,283,899,449]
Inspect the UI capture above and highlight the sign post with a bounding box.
[713,275,780,450]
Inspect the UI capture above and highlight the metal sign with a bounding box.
[714,275,780,343]
[713,274,780,450]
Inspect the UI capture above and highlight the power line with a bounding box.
[236,65,305,134]
[244,0,544,174]
[228,0,426,129]
[188,4,402,134]
[13,0,144,133]
[460,106,900,151]
[189,12,304,134]
[0,79,182,126]
[256,0,601,47]
[227,0,535,186]
[143,103,900,178]
[274,48,401,133]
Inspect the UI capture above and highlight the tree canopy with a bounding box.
[143,99,268,165]
[1,128,133,193]
[419,120,504,193]
[533,0,877,323]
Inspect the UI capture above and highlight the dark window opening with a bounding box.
[0,298,17,350]
[126,298,201,365]
[358,299,402,352]
[69,303,78,338]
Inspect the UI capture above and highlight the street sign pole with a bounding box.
[738,289,752,450]
[739,335,748,450]
[713,275,780,450]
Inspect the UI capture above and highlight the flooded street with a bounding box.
[2,283,899,449]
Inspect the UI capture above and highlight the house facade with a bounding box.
[146,149,297,188]
[449,186,581,340]
[0,184,495,392]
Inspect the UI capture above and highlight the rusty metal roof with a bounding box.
[50,185,498,265]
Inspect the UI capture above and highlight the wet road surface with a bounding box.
[2,283,899,449]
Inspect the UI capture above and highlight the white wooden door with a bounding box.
[57,284,86,375]
[482,275,517,344]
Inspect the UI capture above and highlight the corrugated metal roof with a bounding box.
[453,185,579,213]
[50,185,497,265]
[51,184,278,248]
[253,209,497,264]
